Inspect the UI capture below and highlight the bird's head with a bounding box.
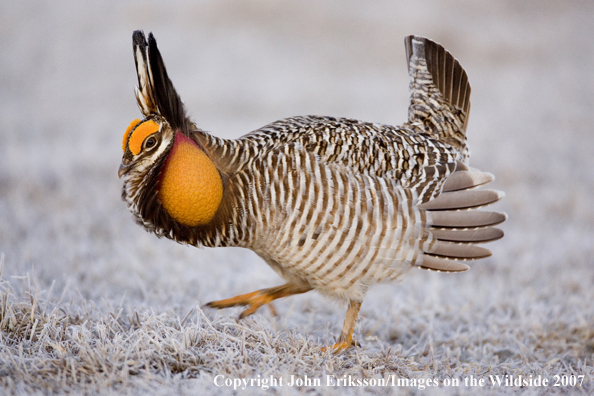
[120,31,223,228]
[119,31,187,180]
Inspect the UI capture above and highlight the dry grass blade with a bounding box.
[0,265,593,394]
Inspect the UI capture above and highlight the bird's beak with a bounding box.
[118,162,130,178]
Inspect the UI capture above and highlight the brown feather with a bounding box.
[442,170,494,192]
[418,189,504,211]
[418,255,469,272]
[427,240,492,260]
[430,210,507,228]
[429,227,504,243]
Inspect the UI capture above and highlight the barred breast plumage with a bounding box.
[119,31,506,351]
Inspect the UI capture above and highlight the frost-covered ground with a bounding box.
[1,1,593,394]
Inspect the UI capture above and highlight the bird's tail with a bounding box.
[404,36,471,154]
[415,163,506,272]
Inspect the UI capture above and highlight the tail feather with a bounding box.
[427,241,491,260]
[404,35,471,151]
[416,166,506,272]
[442,170,494,192]
[430,210,506,228]
[419,256,469,272]
[429,227,504,243]
[418,189,503,211]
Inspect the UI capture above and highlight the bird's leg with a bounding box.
[205,283,312,319]
[322,300,362,352]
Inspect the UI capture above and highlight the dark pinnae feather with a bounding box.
[132,30,158,116]
[132,31,148,93]
[145,32,189,132]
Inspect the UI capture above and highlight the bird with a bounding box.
[119,31,506,351]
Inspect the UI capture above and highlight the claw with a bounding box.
[267,302,278,317]
[321,300,362,354]
[321,341,352,353]
[321,332,355,353]
[204,283,312,319]
[205,290,273,318]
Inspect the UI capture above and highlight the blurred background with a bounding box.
[1,0,593,345]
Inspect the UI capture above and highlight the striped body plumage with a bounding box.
[119,32,506,350]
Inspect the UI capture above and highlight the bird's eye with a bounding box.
[144,136,157,149]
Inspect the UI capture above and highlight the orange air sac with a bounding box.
[158,133,223,226]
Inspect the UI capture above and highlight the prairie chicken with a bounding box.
[119,31,505,350]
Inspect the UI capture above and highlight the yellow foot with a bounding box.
[205,284,312,320]
[321,300,362,354]
[205,290,275,319]
[321,341,352,353]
